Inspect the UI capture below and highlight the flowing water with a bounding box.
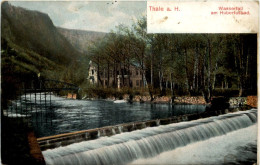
[131,124,257,165]
[5,94,206,137]
[42,109,257,165]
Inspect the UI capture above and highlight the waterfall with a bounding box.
[43,109,257,165]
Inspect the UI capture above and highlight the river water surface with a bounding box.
[42,110,257,165]
[7,94,206,137]
[6,94,257,164]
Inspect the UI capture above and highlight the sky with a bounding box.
[9,1,146,32]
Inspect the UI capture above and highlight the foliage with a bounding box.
[89,17,257,100]
[1,2,257,104]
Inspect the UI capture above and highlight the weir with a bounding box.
[37,107,241,151]
[42,109,257,165]
[37,107,250,150]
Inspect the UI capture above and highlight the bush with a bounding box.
[83,86,157,99]
[83,87,128,99]
[212,89,239,97]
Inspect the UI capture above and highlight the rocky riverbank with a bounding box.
[86,94,257,108]
[131,95,207,104]
[126,95,257,107]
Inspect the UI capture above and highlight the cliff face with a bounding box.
[57,27,107,54]
[1,2,87,101]
[1,2,81,65]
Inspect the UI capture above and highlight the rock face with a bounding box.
[1,2,85,105]
[57,27,107,54]
[1,2,81,65]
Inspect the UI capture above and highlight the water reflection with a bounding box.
[8,94,206,137]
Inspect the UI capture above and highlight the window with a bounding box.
[140,80,142,87]
[136,70,139,76]
[136,80,139,86]
[92,69,94,75]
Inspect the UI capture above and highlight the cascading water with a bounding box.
[43,109,257,165]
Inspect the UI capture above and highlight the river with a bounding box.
[5,94,257,164]
[6,93,206,137]
[42,109,257,165]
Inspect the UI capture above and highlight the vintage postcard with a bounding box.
[1,0,259,164]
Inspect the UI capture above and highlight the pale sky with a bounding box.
[9,1,146,32]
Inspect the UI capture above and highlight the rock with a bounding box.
[247,96,257,108]
[209,97,230,111]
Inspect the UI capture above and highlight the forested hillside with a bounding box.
[58,27,106,54]
[1,2,87,104]
[1,2,257,104]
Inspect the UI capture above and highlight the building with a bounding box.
[88,61,98,85]
[88,61,146,88]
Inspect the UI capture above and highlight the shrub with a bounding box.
[212,89,239,97]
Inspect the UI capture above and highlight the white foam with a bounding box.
[130,124,257,165]
[42,110,257,165]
